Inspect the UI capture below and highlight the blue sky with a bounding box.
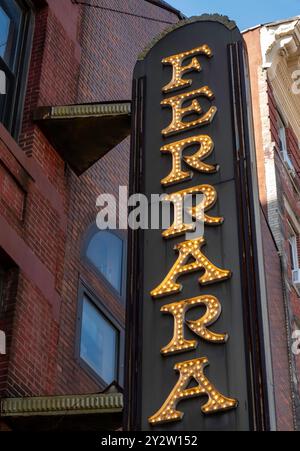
[168,0,299,31]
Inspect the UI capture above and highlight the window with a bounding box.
[80,296,118,384]
[0,247,18,314]
[278,115,294,171]
[0,0,33,138]
[0,1,22,69]
[289,235,299,272]
[77,284,124,386]
[84,227,126,299]
[0,266,4,311]
[289,234,300,292]
[0,262,5,356]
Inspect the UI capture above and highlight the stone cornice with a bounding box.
[34,102,131,120]
[271,59,300,141]
[1,393,123,417]
[261,18,300,80]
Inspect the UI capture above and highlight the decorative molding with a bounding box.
[271,60,300,141]
[52,103,131,119]
[34,102,131,121]
[261,18,300,80]
[260,18,300,142]
[138,14,237,61]
[1,393,123,417]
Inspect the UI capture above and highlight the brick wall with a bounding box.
[0,122,63,397]
[0,0,179,400]
[0,265,19,397]
[0,164,25,221]
[54,0,179,396]
[260,211,294,431]
[267,73,300,430]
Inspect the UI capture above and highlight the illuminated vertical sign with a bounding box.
[125,15,270,431]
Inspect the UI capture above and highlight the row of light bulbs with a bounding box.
[148,45,237,426]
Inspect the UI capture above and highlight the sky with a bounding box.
[167,0,299,31]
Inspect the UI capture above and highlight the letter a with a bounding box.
[150,237,231,298]
[148,357,238,425]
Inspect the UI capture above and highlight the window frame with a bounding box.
[0,266,4,311]
[289,234,299,272]
[75,280,125,388]
[81,224,127,303]
[278,114,294,171]
[0,0,34,139]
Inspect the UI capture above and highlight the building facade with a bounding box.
[0,0,181,431]
[244,17,300,431]
[0,0,299,432]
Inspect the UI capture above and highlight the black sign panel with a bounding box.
[125,16,270,431]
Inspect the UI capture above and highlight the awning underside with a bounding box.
[34,102,131,176]
[1,392,123,431]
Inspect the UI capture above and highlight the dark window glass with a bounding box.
[289,235,299,271]
[0,267,4,311]
[0,1,22,71]
[80,295,118,384]
[0,0,32,137]
[86,231,124,295]
[278,114,294,170]
[0,8,10,59]
[289,240,295,270]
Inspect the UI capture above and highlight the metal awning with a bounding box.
[33,101,131,176]
[1,392,123,431]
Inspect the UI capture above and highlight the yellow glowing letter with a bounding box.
[148,357,238,425]
[161,135,218,187]
[162,45,212,93]
[161,295,228,356]
[161,87,217,136]
[162,184,223,239]
[150,237,231,298]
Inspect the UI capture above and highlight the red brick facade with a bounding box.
[268,80,300,405]
[0,0,179,425]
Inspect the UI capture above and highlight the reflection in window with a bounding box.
[86,231,124,295]
[278,115,294,171]
[0,0,31,137]
[0,1,22,71]
[289,235,299,272]
[80,295,118,384]
[0,7,10,59]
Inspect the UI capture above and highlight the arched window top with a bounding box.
[85,228,125,296]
